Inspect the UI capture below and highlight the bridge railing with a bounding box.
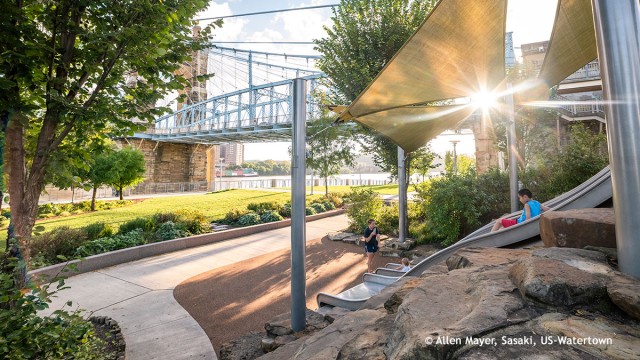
[561,60,601,83]
[151,75,324,135]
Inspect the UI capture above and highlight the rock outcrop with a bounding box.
[257,247,640,360]
[540,209,616,248]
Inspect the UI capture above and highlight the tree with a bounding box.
[306,116,356,196]
[444,152,475,175]
[315,0,437,175]
[410,145,438,182]
[0,0,215,268]
[87,150,115,211]
[107,148,146,200]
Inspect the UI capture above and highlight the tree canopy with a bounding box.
[306,116,356,196]
[108,148,146,200]
[0,0,215,267]
[314,0,437,173]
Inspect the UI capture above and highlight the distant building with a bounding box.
[521,40,549,77]
[505,32,515,69]
[220,143,244,166]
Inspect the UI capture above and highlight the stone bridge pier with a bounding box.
[115,139,217,190]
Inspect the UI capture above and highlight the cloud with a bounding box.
[196,2,247,41]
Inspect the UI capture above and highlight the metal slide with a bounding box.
[317,167,613,310]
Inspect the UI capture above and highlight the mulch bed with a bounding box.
[173,235,401,353]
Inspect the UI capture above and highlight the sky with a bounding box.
[194,0,559,161]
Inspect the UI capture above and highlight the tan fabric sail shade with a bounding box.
[335,0,508,151]
[356,105,477,153]
[537,0,598,89]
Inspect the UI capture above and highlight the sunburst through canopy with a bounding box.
[333,0,606,153]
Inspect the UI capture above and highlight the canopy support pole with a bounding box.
[506,83,519,212]
[290,78,307,331]
[398,146,407,242]
[592,0,640,278]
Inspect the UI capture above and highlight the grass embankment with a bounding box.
[0,189,311,244]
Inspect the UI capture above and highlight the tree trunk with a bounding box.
[325,176,329,197]
[119,185,124,200]
[71,184,75,203]
[5,114,46,282]
[91,186,97,211]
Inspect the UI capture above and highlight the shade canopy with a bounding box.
[537,0,598,90]
[336,0,508,152]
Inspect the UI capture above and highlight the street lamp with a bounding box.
[449,140,460,175]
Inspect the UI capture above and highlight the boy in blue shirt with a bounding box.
[491,189,549,232]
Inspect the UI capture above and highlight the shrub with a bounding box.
[238,212,261,226]
[75,201,93,212]
[326,192,345,208]
[38,213,55,219]
[152,212,179,225]
[305,207,316,216]
[84,223,115,241]
[345,188,383,232]
[416,172,483,246]
[224,208,249,223]
[75,229,145,257]
[310,203,325,213]
[175,209,208,234]
[247,201,282,214]
[260,211,283,223]
[118,217,153,234]
[377,203,399,235]
[323,201,335,211]
[408,221,428,243]
[0,263,114,359]
[29,227,89,267]
[38,203,56,215]
[154,221,189,242]
[59,211,72,217]
[475,168,510,224]
[278,202,292,218]
[526,123,609,202]
[72,209,84,215]
[0,215,7,227]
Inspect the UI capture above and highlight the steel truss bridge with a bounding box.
[134,46,326,144]
[133,45,604,145]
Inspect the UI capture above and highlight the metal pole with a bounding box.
[592,0,640,278]
[219,158,224,191]
[398,146,407,242]
[506,83,519,213]
[450,140,460,175]
[290,78,307,331]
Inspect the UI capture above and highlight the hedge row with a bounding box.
[29,209,208,268]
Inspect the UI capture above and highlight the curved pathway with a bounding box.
[44,215,349,360]
[174,235,393,352]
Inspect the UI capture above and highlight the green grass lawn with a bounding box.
[0,189,310,242]
[306,184,417,195]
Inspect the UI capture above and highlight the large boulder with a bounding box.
[509,248,613,310]
[607,273,640,321]
[254,247,640,360]
[540,209,616,248]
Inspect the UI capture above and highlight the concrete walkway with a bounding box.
[45,214,350,360]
